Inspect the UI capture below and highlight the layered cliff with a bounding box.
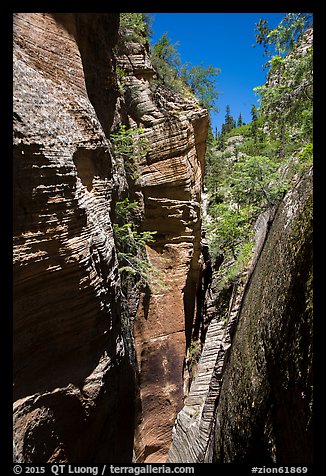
[113,27,208,464]
[14,13,312,466]
[13,13,208,463]
[13,12,137,463]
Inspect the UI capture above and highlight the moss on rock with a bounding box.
[213,168,313,464]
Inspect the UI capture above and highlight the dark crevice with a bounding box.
[75,14,120,137]
[192,241,212,342]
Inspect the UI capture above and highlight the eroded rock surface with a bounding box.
[115,36,209,463]
[168,168,312,463]
[13,13,209,463]
[167,205,276,463]
[13,13,136,463]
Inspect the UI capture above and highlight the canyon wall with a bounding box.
[168,27,313,463]
[169,167,313,463]
[13,13,208,463]
[14,13,311,466]
[213,167,313,464]
[13,12,137,463]
[115,30,209,463]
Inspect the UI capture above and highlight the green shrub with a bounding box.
[188,339,202,371]
[151,33,220,111]
[206,203,254,260]
[223,123,251,139]
[216,241,254,293]
[113,198,161,291]
[119,13,150,45]
[110,125,147,179]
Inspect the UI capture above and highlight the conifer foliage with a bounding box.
[204,13,313,285]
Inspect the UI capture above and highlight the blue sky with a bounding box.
[150,13,286,133]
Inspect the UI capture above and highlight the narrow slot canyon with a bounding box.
[13,12,313,467]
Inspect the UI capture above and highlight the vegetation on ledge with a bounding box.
[117,13,221,113]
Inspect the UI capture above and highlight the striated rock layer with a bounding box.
[116,36,209,463]
[13,13,209,463]
[13,13,136,463]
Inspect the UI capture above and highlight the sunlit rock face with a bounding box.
[13,13,136,463]
[13,12,209,464]
[115,34,209,463]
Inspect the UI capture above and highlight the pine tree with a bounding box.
[180,62,220,111]
[251,104,258,122]
[223,105,236,134]
[151,32,181,85]
[237,113,243,127]
[250,104,259,143]
[255,13,313,59]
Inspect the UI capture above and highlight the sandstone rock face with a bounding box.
[167,316,227,463]
[213,168,313,463]
[116,38,209,463]
[13,13,136,463]
[13,13,209,464]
